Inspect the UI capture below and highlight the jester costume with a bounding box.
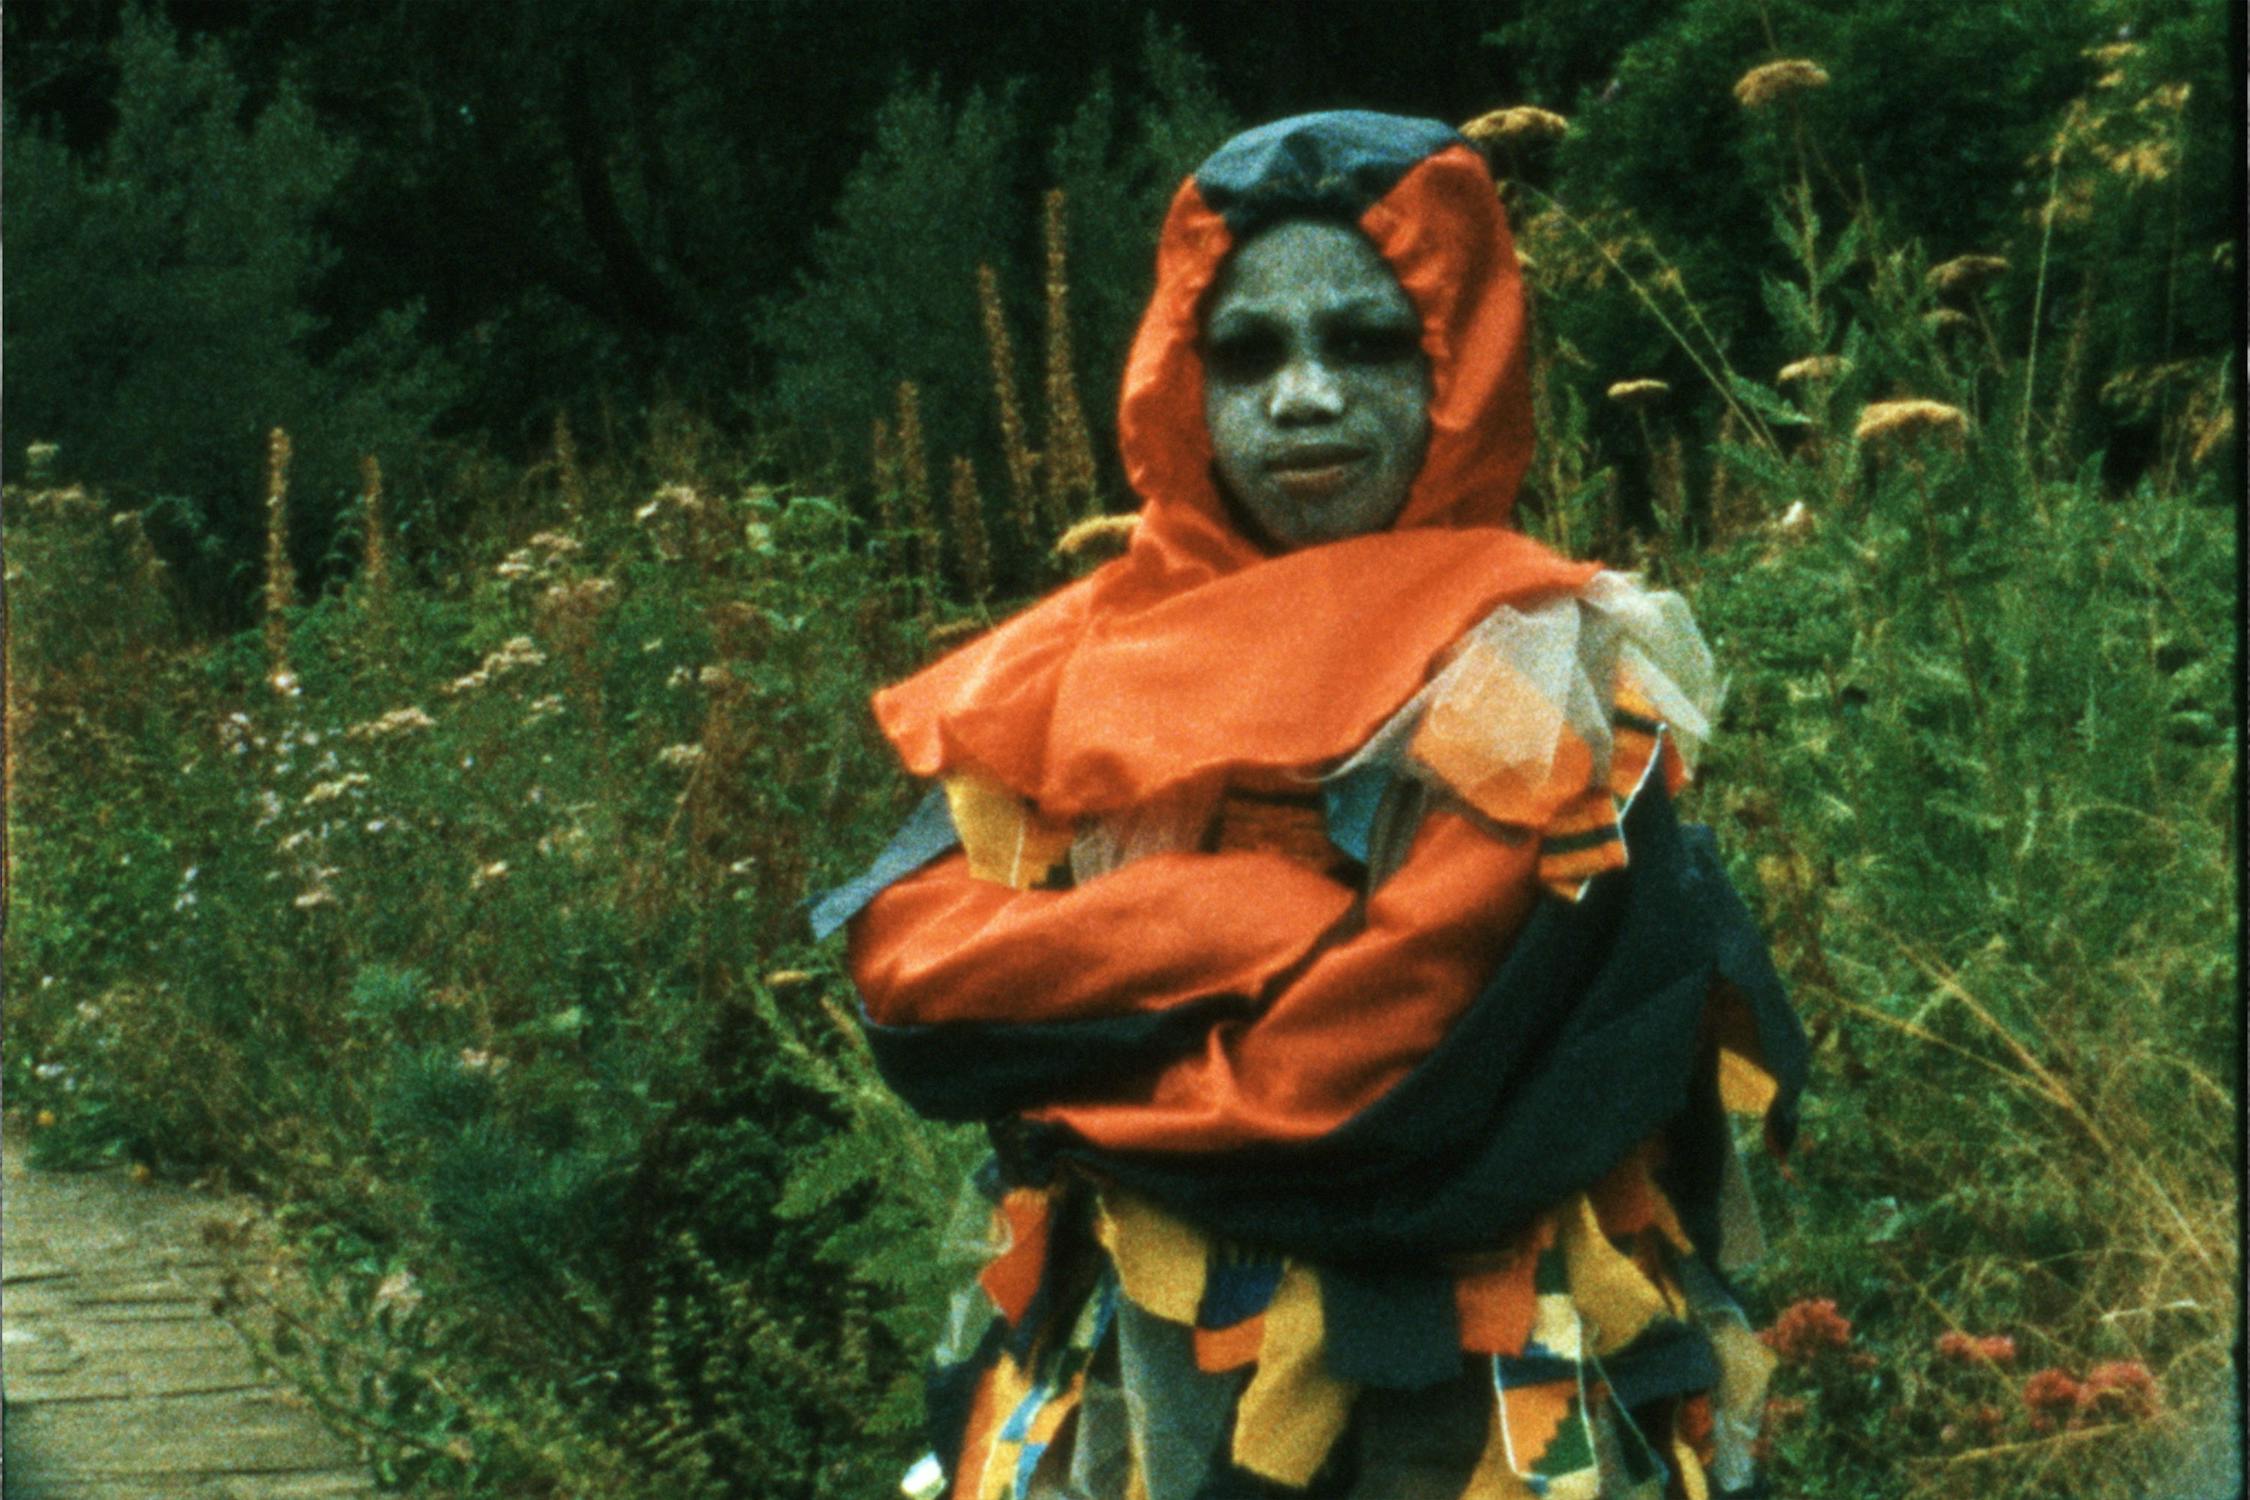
[816,112,1808,1500]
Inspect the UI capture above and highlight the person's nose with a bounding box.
[1268,353,1344,425]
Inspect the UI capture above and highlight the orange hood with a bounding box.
[873,111,1596,817]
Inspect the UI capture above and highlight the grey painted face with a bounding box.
[1201,220,1432,550]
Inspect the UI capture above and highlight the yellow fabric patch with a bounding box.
[1094,1189,1206,1326]
[1707,1316,1777,1432]
[1717,1046,1778,1116]
[1231,1266,1355,1487]
[959,1352,1031,1500]
[1463,1405,1543,1498]
[1673,1437,1711,1500]
[1560,1195,1671,1356]
[943,770,1074,889]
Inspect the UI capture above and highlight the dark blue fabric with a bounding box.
[863,994,1257,1123]
[1197,1254,1284,1329]
[807,788,957,940]
[1319,1265,1462,1388]
[1193,111,1464,238]
[1600,1319,1723,1410]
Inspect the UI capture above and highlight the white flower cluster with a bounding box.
[345,705,437,741]
[445,636,546,696]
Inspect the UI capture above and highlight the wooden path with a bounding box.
[2,1129,372,1499]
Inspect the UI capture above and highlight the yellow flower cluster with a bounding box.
[1734,59,1830,109]
[1461,106,1570,147]
[1854,398,1969,447]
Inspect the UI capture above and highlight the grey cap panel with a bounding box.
[1193,111,1464,237]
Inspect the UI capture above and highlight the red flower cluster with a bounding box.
[1758,1298,1854,1363]
[1935,1330,2018,1365]
[2082,1360,2160,1417]
[2021,1361,2160,1431]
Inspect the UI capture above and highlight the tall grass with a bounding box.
[4,51,2235,1500]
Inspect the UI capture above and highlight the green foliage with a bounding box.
[758,21,1236,565]
[758,75,1026,484]
[1495,0,2233,506]
[1,8,455,626]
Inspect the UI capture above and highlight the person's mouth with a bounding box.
[1265,443,1371,500]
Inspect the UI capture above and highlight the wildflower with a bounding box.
[656,743,705,770]
[35,1109,57,1128]
[294,887,339,910]
[373,1270,423,1316]
[1758,1297,1853,1363]
[1854,398,1969,448]
[35,1062,67,1082]
[471,860,509,889]
[1605,378,1671,407]
[2022,1367,2083,1431]
[1776,500,1816,537]
[1936,1331,2017,1365]
[666,666,695,690]
[458,1048,508,1073]
[1053,513,1140,562]
[1734,59,1831,108]
[1928,254,2010,297]
[364,819,390,834]
[641,637,664,653]
[523,694,565,726]
[269,668,301,698]
[346,706,436,741]
[302,772,373,806]
[1461,105,1571,147]
[2081,1360,2159,1419]
[1777,355,1846,384]
[725,857,758,877]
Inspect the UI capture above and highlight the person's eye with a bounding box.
[1334,324,1421,366]
[1203,328,1283,382]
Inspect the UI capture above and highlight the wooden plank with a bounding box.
[2,1128,374,1498]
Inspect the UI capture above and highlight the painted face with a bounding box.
[1200,220,1432,550]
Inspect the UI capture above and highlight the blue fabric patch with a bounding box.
[1321,762,1390,866]
[807,789,958,940]
[1196,1254,1284,1330]
[1194,111,1464,237]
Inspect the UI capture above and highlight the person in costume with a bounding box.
[814,111,1808,1500]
